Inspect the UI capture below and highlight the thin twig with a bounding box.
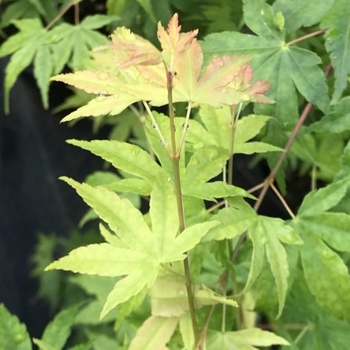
[46,0,77,30]
[286,29,326,46]
[270,182,295,219]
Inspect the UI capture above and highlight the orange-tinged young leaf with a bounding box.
[192,55,252,106]
[111,27,162,68]
[157,13,198,52]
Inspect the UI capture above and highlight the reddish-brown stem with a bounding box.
[230,63,333,263]
[286,29,326,46]
[45,0,76,30]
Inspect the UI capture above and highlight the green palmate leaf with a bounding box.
[114,286,148,329]
[206,328,289,350]
[308,97,350,133]
[204,198,257,241]
[300,235,350,321]
[162,221,219,262]
[150,274,237,317]
[298,212,350,252]
[33,44,54,109]
[183,181,253,202]
[243,0,285,40]
[298,175,350,216]
[106,178,152,196]
[101,268,158,319]
[40,304,82,350]
[129,315,178,350]
[0,304,32,350]
[182,146,229,188]
[273,0,334,33]
[80,14,119,30]
[150,176,179,256]
[187,107,280,154]
[202,1,330,124]
[244,216,294,317]
[179,313,194,350]
[60,177,157,254]
[46,243,151,276]
[144,112,186,176]
[67,139,162,182]
[1,22,47,112]
[321,0,350,103]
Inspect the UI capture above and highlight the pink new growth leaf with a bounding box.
[157,13,198,54]
[51,13,273,122]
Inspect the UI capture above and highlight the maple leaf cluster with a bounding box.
[51,14,272,121]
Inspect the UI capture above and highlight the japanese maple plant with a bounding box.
[45,13,303,349]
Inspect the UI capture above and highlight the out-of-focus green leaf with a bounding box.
[129,315,178,350]
[321,0,350,103]
[0,304,32,350]
[40,304,82,350]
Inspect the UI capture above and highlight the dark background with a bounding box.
[0,59,107,336]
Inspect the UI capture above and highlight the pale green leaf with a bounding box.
[179,313,194,350]
[163,221,219,261]
[99,224,128,248]
[60,94,138,121]
[150,176,179,256]
[300,235,350,321]
[46,243,149,276]
[0,304,32,350]
[225,328,290,346]
[60,177,156,254]
[80,14,119,30]
[129,315,178,350]
[40,304,81,350]
[101,269,158,319]
[144,112,185,176]
[150,275,237,318]
[183,181,253,201]
[264,223,289,318]
[197,104,231,148]
[236,141,282,154]
[67,139,162,182]
[32,340,55,350]
[183,147,230,187]
[204,200,257,241]
[34,44,53,109]
[235,114,271,145]
[114,287,148,329]
[241,223,265,296]
[105,178,152,196]
[150,275,191,317]
[206,328,289,350]
[298,176,350,216]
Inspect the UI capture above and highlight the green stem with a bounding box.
[166,68,199,347]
